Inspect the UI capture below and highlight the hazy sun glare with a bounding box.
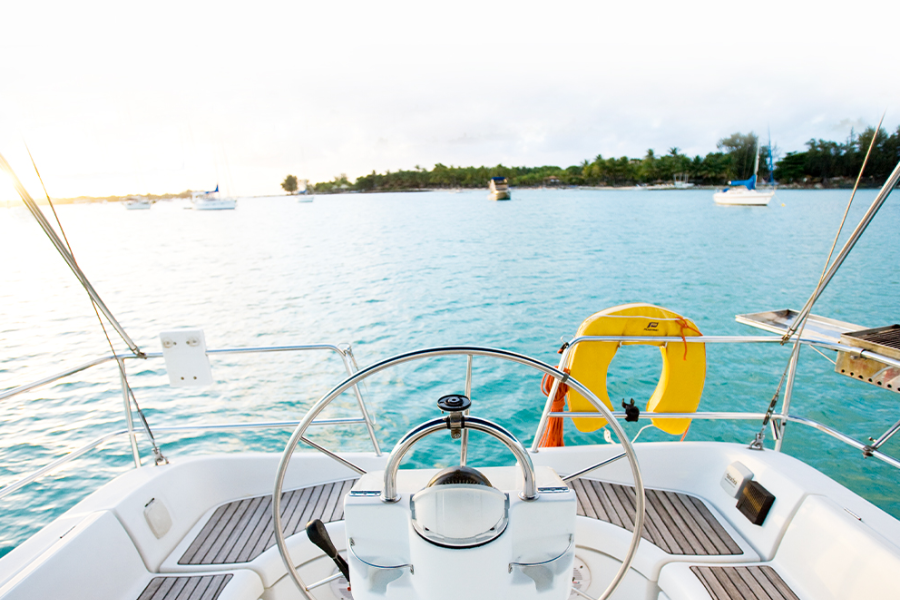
[1,0,897,198]
[0,171,22,205]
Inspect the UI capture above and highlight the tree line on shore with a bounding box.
[282,127,900,194]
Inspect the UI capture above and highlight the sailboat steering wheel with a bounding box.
[274,346,645,600]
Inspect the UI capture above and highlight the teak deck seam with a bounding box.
[137,574,234,600]
[569,478,743,556]
[691,565,800,600]
[179,479,358,565]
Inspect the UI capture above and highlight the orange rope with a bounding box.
[675,317,702,360]
[539,369,569,448]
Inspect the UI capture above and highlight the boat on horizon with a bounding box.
[674,173,694,189]
[192,185,237,210]
[124,196,152,210]
[714,140,776,206]
[488,176,511,201]
[1,151,900,600]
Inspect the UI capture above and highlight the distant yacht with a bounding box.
[192,185,237,210]
[124,196,151,210]
[488,177,511,201]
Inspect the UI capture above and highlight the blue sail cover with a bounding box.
[728,174,757,190]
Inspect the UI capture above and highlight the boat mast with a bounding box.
[753,139,760,180]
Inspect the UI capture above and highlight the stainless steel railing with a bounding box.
[530,333,900,471]
[0,342,380,500]
[2,334,899,503]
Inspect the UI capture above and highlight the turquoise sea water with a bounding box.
[1,188,898,557]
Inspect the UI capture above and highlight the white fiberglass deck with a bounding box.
[2,443,898,600]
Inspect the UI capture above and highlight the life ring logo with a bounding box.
[644,322,659,331]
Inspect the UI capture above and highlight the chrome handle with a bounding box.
[381,415,538,502]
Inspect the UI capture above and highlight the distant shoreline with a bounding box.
[3,182,882,205]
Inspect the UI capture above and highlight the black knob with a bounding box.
[437,394,471,413]
[306,519,349,582]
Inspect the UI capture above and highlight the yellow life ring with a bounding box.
[565,303,706,436]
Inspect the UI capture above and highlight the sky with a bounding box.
[1,0,898,199]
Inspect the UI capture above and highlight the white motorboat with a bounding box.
[488,177,511,201]
[1,152,900,600]
[125,196,152,210]
[192,186,237,210]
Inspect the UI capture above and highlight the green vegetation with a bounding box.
[303,127,900,193]
[309,174,351,194]
[776,127,900,185]
[281,175,298,194]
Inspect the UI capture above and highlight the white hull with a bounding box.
[2,443,898,600]
[489,178,511,201]
[193,198,237,210]
[713,189,775,206]
[124,201,151,210]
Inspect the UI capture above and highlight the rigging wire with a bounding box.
[751,114,885,449]
[782,110,886,343]
[0,154,144,357]
[22,146,167,465]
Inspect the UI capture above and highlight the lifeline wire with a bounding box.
[22,147,167,465]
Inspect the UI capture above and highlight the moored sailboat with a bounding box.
[713,140,776,206]
[192,185,237,210]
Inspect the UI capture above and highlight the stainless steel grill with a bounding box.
[841,325,900,361]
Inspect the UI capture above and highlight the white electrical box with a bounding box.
[720,461,754,498]
[159,329,213,387]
